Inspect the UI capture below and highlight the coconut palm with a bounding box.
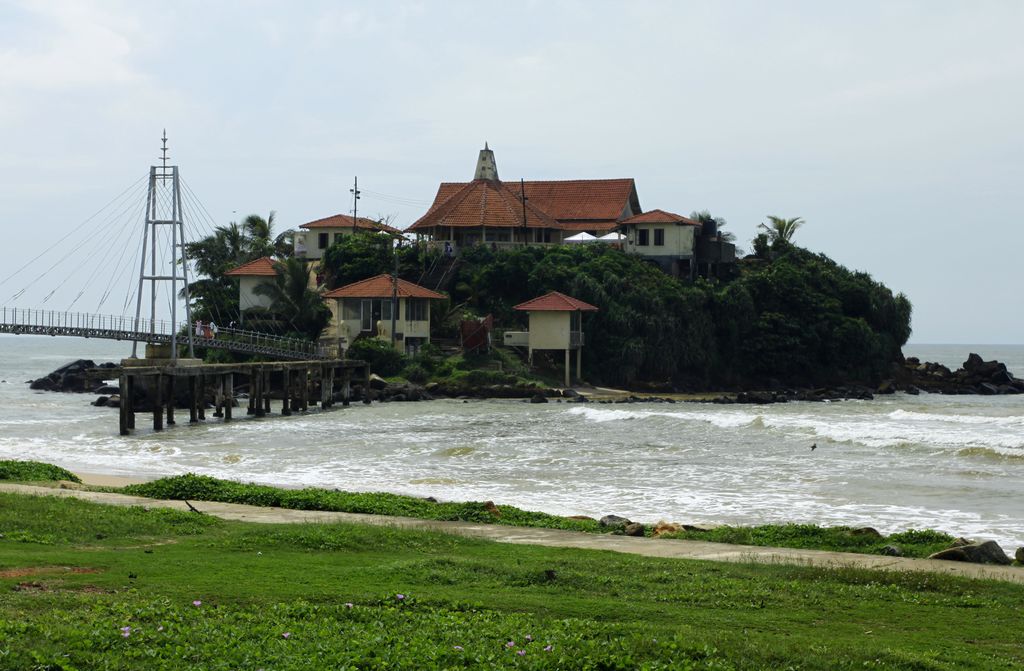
[689,210,736,244]
[760,216,805,243]
[242,211,294,259]
[252,257,331,340]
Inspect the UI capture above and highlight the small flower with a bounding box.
[257,551,263,556]
[395,594,405,601]
[525,634,533,642]
[344,602,354,609]
[543,645,553,652]
[120,626,131,638]
[157,625,164,632]
[517,650,526,656]
[453,645,464,651]
[282,632,291,639]
[505,641,515,648]
[192,600,202,607]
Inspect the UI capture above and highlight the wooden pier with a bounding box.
[114,359,371,436]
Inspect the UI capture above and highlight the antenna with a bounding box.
[159,130,170,183]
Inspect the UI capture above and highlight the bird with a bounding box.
[810,443,817,451]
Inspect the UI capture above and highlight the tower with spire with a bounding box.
[474,142,499,181]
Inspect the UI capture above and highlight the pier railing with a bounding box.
[0,307,328,360]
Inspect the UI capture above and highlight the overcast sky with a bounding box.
[1,1,1021,344]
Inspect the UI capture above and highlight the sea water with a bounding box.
[1,335,1022,550]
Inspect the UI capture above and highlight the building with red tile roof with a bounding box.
[617,209,735,279]
[322,274,445,355]
[507,290,598,387]
[294,214,403,262]
[224,257,279,314]
[407,145,641,249]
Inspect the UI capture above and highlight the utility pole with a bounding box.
[390,240,399,348]
[520,177,528,244]
[350,176,360,233]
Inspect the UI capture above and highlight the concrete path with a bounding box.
[3,483,1022,585]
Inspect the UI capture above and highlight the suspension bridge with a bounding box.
[0,134,370,434]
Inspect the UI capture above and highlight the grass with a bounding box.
[121,473,963,559]
[1,492,1023,670]
[0,460,80,483]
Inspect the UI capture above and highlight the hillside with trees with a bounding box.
[317,233,912,390]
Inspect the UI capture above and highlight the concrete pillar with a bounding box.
[564,349,570,389]
[165,375,175,426]
[224,373,233,422]
[342,368,350,407]
[189,376,199,424]
[247,369,256,415]
[152,374,163,432]
[262,370,271,414]
[282,369,292,416]
[576,348,582,386]
[126,375,135,430]
[197,374,206,421]
[363,365,371,404]
[119,372,130,436]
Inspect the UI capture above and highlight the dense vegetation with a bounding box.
[320,233,912,388]
[0,460,80,483]
[2,493,1022,670]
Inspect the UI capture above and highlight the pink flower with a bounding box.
[505,640,515,648]
[525,634,533,642]
[120,626,131,638]
[282,632,291,639]
[453,645,464,651]
[544,645,553,652]
[395,594,405,601]
[517,650,526,656]
[344,602,354,609]
[192,600,202,607]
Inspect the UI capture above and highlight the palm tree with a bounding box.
[760,216,805,243]
[253,257,331,340]
[242,211,294,259]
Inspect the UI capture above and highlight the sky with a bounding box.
[1,0,1022,344]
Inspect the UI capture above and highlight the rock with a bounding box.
[529,393,548,404]
[623,523,645,537]
[106,395,120,408]
[978,382,999,395]
[599,514,631,529]
[881,545,903,557]
[92,385,120,395]
[92,396,109,407]
[1015,547,1024,563]
[928,540,1012,565]
[681,523,721,532]
[562,388,579,398]
[850,527,883,539]
[652,521,680,537]
[483,501,501,518]
[963,353,984,371]
[905,385,921,395]
[368,374,388,390]
[876,379,897,394]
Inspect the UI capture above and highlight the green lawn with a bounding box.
[1,492,1023,670]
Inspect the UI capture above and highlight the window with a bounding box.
[637,229,649,246]
[342,299,360,320]
[318,232,329,249]
[406,298,428,321]
[381,299,393,322]
[654,228,665,246]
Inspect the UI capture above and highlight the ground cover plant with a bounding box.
[121,473,963,559]
[0,460,80,483]
[1,492,1023,670]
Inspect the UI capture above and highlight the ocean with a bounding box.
[1,335,1022,550]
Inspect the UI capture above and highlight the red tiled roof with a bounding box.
[299,214,403,235]
[409,178,638,232]
[407,179,560,231]
[322,274,446,300]
[620,209,700,226]
[558,220,621,233]
[514,291,599,312]
[224,257,278,277]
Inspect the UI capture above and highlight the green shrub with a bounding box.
[346,337,406,377]
[0,460,80,483]
[401,362,430,384]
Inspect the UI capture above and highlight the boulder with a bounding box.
[978,382,999,395]
[368,374,389,390]
[850,527,883,539]
[105,395,121,408]
[1016,547,1024,563]
[92,396,109,407]
[599,514,631,529]
[881,545,903,557]
[963,353,984,371]
[562,388,580,398]
[92,385,120,395]
[652,522,680,537]
[623,523,645,537]
[529,393,548,404]
[876,379,897,394]
[482,501,501,518]
[928,540,1012,565]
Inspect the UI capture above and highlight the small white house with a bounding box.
[322,274,446,355]
[293,214,404,261]
[508,291,598,388]
[224,257,278,316]
[619,209,702,278]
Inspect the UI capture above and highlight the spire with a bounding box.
[474,142,499,181]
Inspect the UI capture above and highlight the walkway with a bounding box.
[3,483,1021,585]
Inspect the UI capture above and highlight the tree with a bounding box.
[252,257,331,340]
[760,215,805,243]
[242,211,293,259]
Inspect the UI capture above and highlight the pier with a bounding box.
[114,358,371,436]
